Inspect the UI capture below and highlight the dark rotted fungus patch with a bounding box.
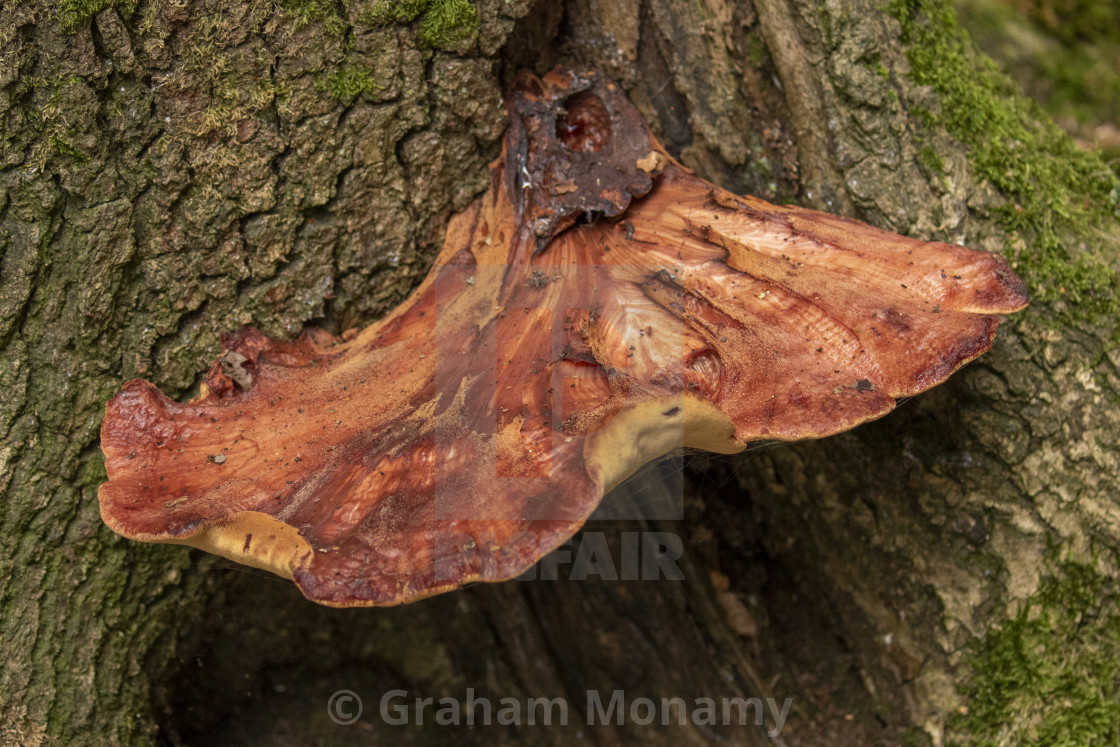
[98,67,1028,607]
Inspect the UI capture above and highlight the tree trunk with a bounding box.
[2,0,1117,744]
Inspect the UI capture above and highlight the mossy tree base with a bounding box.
[2,0,1118,743]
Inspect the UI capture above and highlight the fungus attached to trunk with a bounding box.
[98,68,1028,607]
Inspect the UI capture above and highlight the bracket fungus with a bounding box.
[99,68,1028,607]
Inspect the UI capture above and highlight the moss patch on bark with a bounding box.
[57,0,136,34]
[890,0,1120,329]
[363,0,480,49]
[949,558,1120,746]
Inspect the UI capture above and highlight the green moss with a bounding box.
[47,134,87,163]
[418,0,477,47]
[275,0,347,36]
[950,559,1120,745]
[57,0,136,34]
[17,75,95,168]
[315,64,385,100]
[889,0,1120,328]
[365,0,431,23]
[917,144,945,175]
[363,0,479,48]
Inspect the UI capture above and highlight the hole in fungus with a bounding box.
[556,91,611,153]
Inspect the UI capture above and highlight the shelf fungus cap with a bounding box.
[98,68,1028,607]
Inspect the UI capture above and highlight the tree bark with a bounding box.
[2,0,1117,745]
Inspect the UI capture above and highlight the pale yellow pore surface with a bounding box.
[584,394,742,494]
[162,510,314,580]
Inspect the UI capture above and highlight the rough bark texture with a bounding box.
[1,0,1117,745]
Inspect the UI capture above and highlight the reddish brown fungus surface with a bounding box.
[98,68,1028,607]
